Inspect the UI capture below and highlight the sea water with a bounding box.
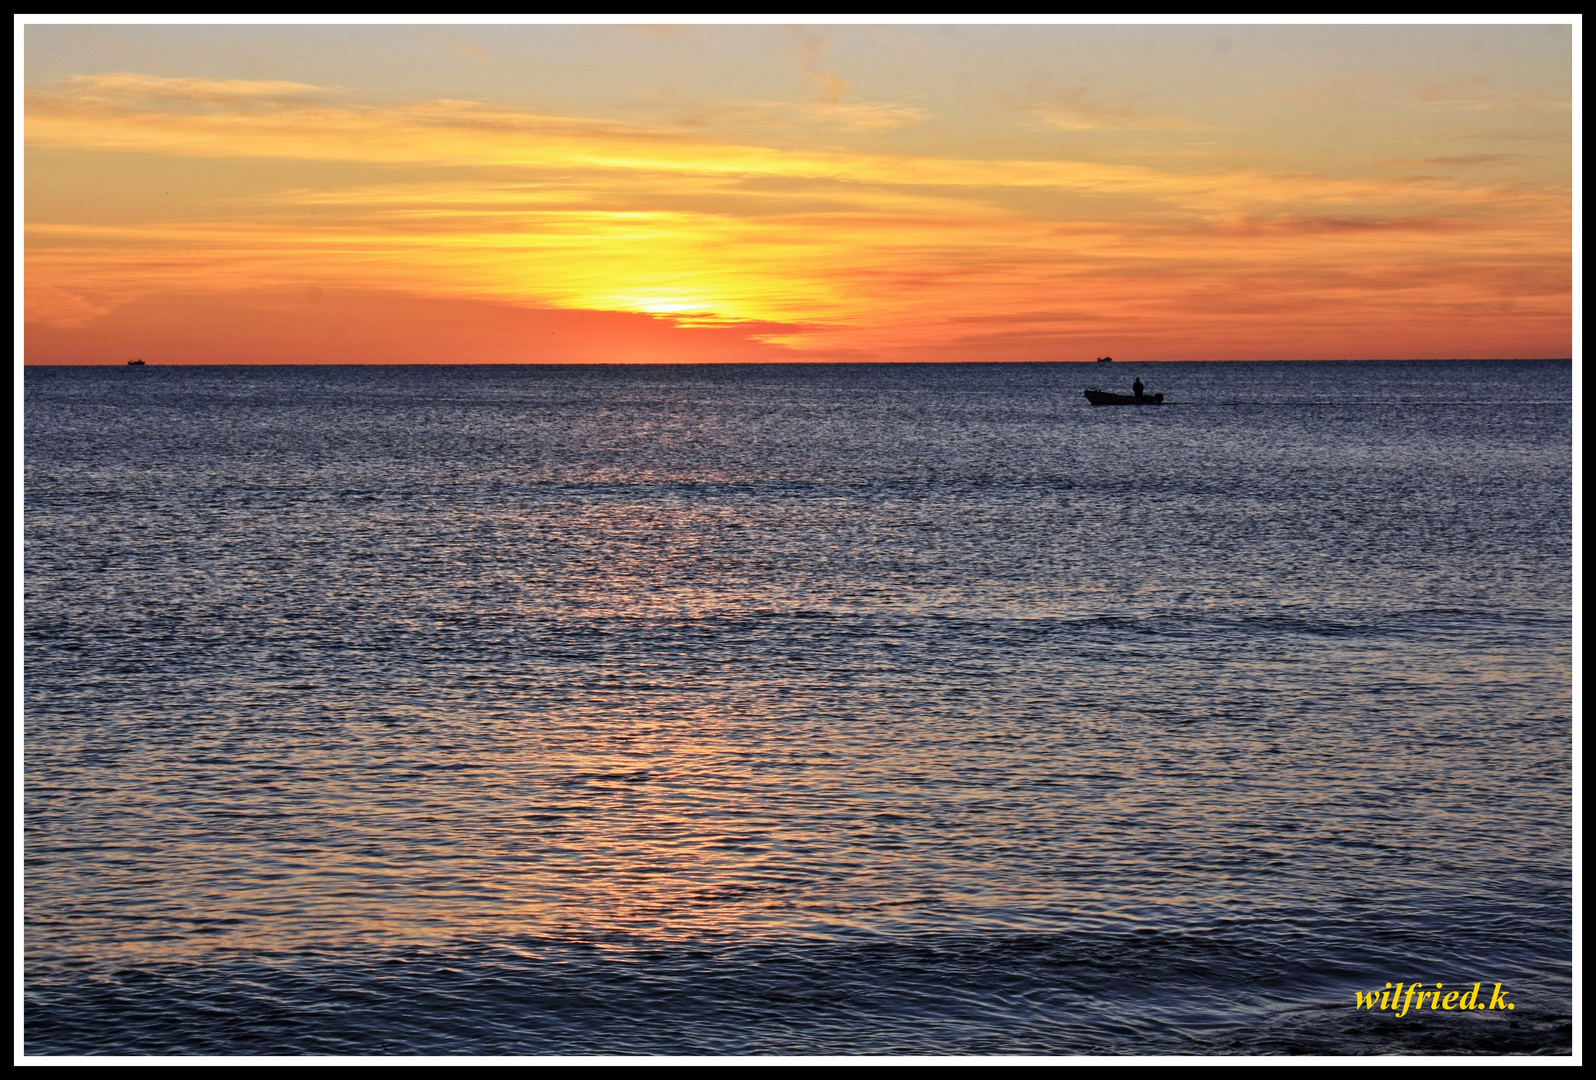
[23,360,1573,1055]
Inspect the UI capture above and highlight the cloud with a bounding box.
[790,26,848,105]
[1415,74,1495,108]
[20,83,1151,193]
[1402,154,1516,167]
[35,78,1515,219]
[687,99,927,131]
[1209,214,1479,237]
[1414,76,1570,114]
[1024,84,1204,132]
[61,72,332,106]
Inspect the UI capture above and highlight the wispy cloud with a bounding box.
[32,82,1547,218]
[790,26,848,106]
[1401,153,1517,167]
[1416,74,1571,114]
[1022,84,1205,132]
[684,99,927,131]
[61,72,332,106]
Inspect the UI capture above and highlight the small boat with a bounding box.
[1084,388,1163,406]
[126,359,145,367]
[1096,356,1113,363]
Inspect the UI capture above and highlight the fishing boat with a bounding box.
[1096,356,1113,363]
[1084,388,1163,406]
[127,359,145,367]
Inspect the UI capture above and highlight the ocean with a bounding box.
[23,360,1573,1055]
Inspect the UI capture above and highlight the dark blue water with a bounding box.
[24,360,1573,1055]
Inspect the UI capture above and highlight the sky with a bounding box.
[21,20,1576,364]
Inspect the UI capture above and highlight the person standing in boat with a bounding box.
[1132,377,1145,399]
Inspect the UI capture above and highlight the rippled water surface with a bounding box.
[24,361,1573,1054]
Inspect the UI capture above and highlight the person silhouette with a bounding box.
[1133,377,1144,399]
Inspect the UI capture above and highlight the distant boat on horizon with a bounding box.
[1096,356,1113,363]
[126,359,145,367]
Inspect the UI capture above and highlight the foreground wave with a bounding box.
[25,926,1572,1056]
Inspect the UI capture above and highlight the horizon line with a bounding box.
[23,357,1574,369]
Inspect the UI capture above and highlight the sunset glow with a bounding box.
[23,23,1574,364]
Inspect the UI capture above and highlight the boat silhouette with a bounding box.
[1084,387,1163,406]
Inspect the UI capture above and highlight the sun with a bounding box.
[589,289,760,326]
[629,296,699,316]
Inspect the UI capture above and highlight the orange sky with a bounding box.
[23,23,1574,363]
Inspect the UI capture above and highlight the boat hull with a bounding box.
[1084,389,1163,406]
